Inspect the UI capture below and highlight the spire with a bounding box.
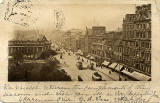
[85,26,88,35]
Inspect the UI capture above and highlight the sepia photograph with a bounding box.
[7,1,151,81]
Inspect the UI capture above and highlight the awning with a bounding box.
[108,63,118,69]
[122,70,133,77]
[115,64,124,72]
[76,50,83,56]
[131,71,151,81]
[102,61,110,66]
[80,52,83,56]
[86,55,91,58]
[90,56,95,60]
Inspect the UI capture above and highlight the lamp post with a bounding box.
[108,47,112,62]
[137,53,140,71]
[137,39,141,71]
[119,64,121,81]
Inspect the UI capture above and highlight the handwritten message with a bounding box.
[0,82,160,103]
[54,9,65,30]
[4,0,37,27]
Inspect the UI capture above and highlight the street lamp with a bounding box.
[119,64,121,81]
[137,53,140,70]
[108,47,112,62]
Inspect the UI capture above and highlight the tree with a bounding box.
[12,50,23,63]
[40,49,57,59]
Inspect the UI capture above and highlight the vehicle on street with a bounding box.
[92,72,102,81]
[90,63,94,70]
[60,53,63,59]
[78,75,83,81]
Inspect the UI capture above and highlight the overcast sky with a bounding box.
[13,3,137,32]
[32,4,136,31]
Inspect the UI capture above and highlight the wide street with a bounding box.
[55,51,119,81]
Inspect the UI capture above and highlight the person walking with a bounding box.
[82,58,84,62]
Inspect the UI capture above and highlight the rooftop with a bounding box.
[11,30,48,41]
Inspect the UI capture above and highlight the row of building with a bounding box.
[61,4,151,76]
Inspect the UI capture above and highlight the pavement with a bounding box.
[55,52,129,81]
[55,53,80,81]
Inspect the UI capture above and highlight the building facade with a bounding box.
[122,4,151,76]
[86,26,106,55]
[8,35,51,59]
[85,26,122,63]
[62,29,85,53]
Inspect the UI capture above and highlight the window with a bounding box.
[131,31,134,38]
[137,24,139,29]
[146,67,148,73]
[141,42,143,47]
[145,42,148,48]
[140,24,143,29]
[148,31,151,38]
[143,65,145,72]
[150,53,151,60]
[146,53,150,61]
[143,24,146,29]
[146,23,150,29]
[149,43,151,49]
[143,32,146,38]
[136,32,139,38]
[140,32,143,38]
[149,23,151,29]
[136,42,138,47]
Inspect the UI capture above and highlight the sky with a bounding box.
[13,3,136,32]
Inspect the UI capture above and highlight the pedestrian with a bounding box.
[101,64,102,68]
[82,58,84,62]
[119,77,122,81]
[91,63,94,69]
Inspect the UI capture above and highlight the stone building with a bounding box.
[62,29,84,52]
[8,36,51,59]
[90,34,107,63]
[85,26,106,56]
[112,31,123,63]
[122,4,151,76]
[85,26,121,63]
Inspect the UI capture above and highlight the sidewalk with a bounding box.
[95,67,130,81]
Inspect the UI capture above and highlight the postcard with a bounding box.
[0,0,160,102]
